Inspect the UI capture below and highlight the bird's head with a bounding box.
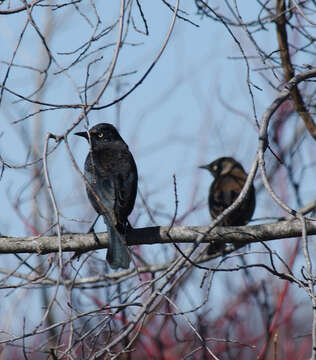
[199,157,244,178]
[75,123,126,150]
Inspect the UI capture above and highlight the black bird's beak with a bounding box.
[74,131,89,140]
[199,164,209,170]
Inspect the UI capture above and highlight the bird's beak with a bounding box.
[74,131,89,140]
[199,164,208,170]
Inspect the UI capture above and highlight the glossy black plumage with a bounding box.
[200,157,256,253]
[75,123,138,269]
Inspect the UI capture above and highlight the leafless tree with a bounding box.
[1,1,316,359]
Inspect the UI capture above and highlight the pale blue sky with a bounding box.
[0,0,316,339]
[0,1,283,237]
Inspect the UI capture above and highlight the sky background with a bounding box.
[0,0,316,340]
[0,1,280,236]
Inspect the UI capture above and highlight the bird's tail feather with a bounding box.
[103,217,130,269]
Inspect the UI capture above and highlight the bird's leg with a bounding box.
[88,215,101,245]
[88,215,100,233]
[72,215,101,260]
[126,219,133,230]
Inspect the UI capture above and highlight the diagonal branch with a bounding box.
[275,0,316,140]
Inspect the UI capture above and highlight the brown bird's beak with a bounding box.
[74,131,89,140]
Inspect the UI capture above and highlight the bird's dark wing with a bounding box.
[110,149,138,225]
[84,154,116,224]
[85,143,137,227]
[240,183,256,225]
[209,173,255,226]
[209,175,242,219]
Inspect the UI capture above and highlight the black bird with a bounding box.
[75,123,138,269]
[199,157,256,252]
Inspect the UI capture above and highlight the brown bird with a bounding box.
[199,157,256,253]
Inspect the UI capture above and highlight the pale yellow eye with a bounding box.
[213,165,218,171]
[97,132,104,138]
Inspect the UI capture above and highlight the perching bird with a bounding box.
[199,157,255,253]
[75,123,138,269]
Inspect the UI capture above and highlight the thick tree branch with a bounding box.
[275,0,316,140]
[0,219,316,254]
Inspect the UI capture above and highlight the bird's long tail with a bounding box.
[103,216,130,269]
